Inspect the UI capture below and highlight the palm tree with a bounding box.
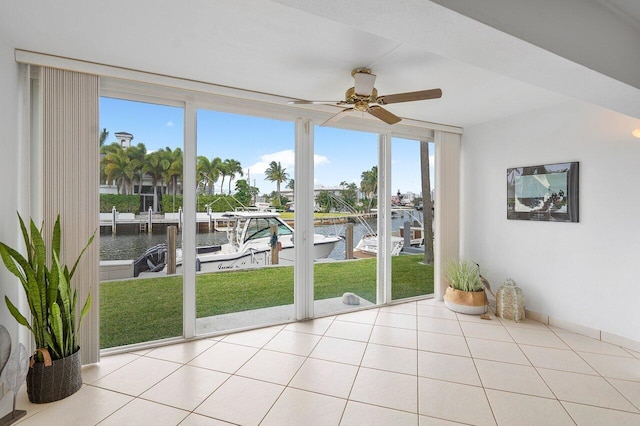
[420,142,434,264]
[99,128,109,147]
[286,179,294,190]
[264,161,289,207]
[163,147,183,197]
[360,166,378,212]
[197,156,222,195]
[218,161,230,196]
[99,142,120,185]
[143,150,170,212]
[340,181,358,210]
[101,144,137,194]
[224,158,244,195]
[126,143,147,194]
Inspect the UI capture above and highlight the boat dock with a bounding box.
[100,208,233,235]
[101,208,378,235]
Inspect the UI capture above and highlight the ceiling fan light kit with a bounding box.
[288,67,442,126]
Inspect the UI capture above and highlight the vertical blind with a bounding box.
[434,131,461,300]
[42,67,99,364]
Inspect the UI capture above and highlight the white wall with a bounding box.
[461,100,640,343]
[0,35,21,336]
[0,31,22,411]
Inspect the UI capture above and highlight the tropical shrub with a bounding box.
[100,194,140,213]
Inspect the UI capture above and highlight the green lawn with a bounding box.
[100,255,433,349]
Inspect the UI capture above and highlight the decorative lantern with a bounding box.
[495,278,525,322]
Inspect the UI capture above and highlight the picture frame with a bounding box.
[507,161,579,222]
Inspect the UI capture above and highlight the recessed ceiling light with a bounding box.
[633,128,640,138]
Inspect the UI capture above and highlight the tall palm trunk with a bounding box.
[276,182,281,206]
[420,141,434,264]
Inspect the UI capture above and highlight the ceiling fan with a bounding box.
[287,68,442,126]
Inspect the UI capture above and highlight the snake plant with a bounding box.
[0,214,93,361]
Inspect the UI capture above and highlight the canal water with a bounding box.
[99,211,423,261]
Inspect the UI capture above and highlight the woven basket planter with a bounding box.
[444,286,488,315]
[26,348,82,404]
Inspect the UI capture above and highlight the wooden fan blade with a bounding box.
[320,108,353,127]
[288,100,342,105]
[367,106,401,125]
[354,71,376,97]
[377,88,442,105]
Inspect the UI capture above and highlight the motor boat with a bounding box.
[174,211,341,273]
[354,208,426,257]
[354,234,405,257]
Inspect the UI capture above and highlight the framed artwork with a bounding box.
[507,162,579,222]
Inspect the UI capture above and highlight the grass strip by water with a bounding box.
[100,254,433,349]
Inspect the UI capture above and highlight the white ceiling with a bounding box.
[606,0,640,26]
[2,0,639,128]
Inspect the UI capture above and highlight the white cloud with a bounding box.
[314,154,330,166]
[166,121,175,127]
[245,150,293,179]
[242,149,330,193]
[244,149,329,180]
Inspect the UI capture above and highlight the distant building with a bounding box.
[114,131,134,148]
[100,132,160,212]
[281,185,354,211]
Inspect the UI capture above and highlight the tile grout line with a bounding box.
[507,321,640,421]
[178,325,287,424]
[501,318,579,424]
[338,306,383,423]
[461,311,499,426]
[257,313,344,425]
[43,299,640,425]
[550,324,640,412]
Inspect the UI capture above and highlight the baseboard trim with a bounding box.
[525,309,640,353]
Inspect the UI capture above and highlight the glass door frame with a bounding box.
[100,76,447,348]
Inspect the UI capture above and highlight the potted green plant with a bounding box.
[443,259,487,314]
[0,213,93,404]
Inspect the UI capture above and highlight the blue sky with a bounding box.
[100,97,434,195]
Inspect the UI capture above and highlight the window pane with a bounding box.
[391,137,434,300]
[314,127,378,315]
[195,110,296,334]
[99,97,184,349]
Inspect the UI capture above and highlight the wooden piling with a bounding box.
[270,224,279,265]
[167,226,177,275]
[112,206,117,235]
[403,221,411,250]
[345,223,354,260]
[147,207,153,234]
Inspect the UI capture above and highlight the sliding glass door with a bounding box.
[96,80,440,353]
[313,126,379,316]
[99,97,185,349]
[390,137,435,300]
[195,110,296,334]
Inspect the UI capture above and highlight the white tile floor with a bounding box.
[12,298,640,425]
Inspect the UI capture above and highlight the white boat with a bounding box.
[176,211,341,273]
[397,224,425,247]
[353,208,428,257]
[354,234,405,257]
